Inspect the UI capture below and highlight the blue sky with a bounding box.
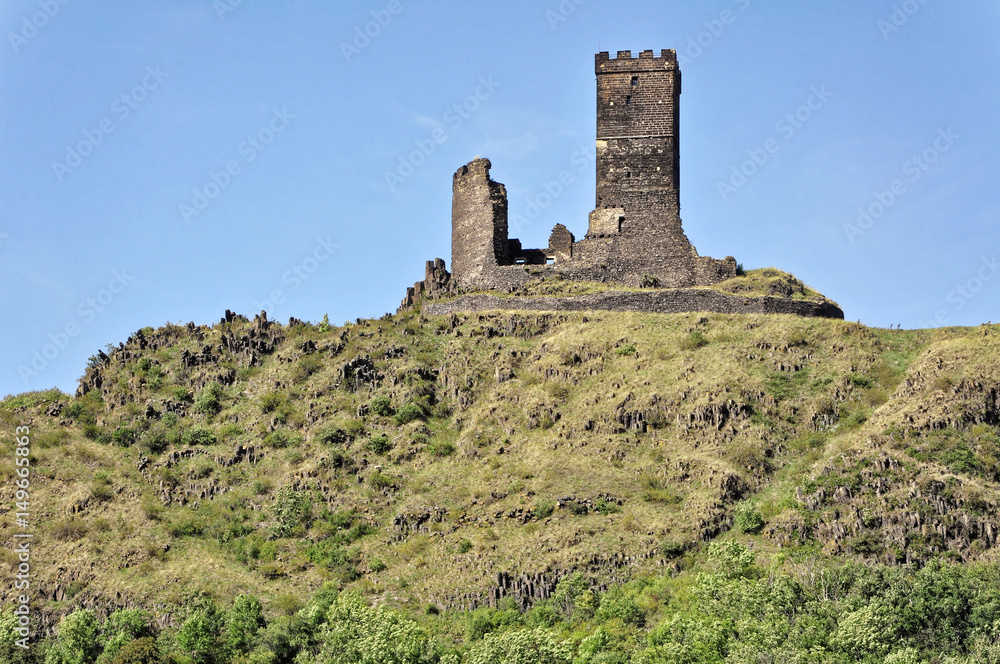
[2,0,998,398]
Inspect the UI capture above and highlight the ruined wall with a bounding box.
[423,290,845,320]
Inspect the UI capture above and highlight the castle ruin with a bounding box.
[450,49,737,292]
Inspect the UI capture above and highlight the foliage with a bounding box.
[465,628,572,664]
[370,395,394,417]
[194,382,224,416]
[732,500,764,534]
[316,592,445,664]
[271,485,313,537]
[46,609,101,664]
[367,434,392,455]
[393,403,425,426]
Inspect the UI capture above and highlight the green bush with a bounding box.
[370,395,394,417]
[680,330,708,350]
[264,430,300,449]
[271,485,313,537]
[183,427,217,446]
[733,499,765,533]
[226,595,266,655]
[535,500,556,519]
[615,343,637,357]
[111,427,138,448]
[393,403,425,426]
[47,609,102,664]
[317,427,349,446]
[177,603,225,664]
[427,440,455,457]
[367,434,392,455]
[193,382,224,416]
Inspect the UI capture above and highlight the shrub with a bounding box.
[595,498,621,515]
[183,427,217,446]
[733,500,764,533]
[370,395,394,417]
[616,343,637,357]
[111,427,138,448]
[393,403,425,426]
[107,637,163,664]
[260,391,287,414]
[271,485,313,537]
[264,430,299,449]
[139,428,173,455]
[427,440,455,457]
[680,331,708,350]
[171,387,192,402]
[367,434,392,455]
[458,539,473,553]
[226,595,266,655]
[177,604,226,664]
[535,500,556,519]
[293,355,323,383]
[317,427,349,446]
[369,472,394,490]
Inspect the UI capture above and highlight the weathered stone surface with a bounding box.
[423,289,844,319]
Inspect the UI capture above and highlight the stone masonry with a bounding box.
[441,49,737,294]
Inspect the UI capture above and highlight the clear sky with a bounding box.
[2,0,998,398]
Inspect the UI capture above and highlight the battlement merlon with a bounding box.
[596,49,679,73]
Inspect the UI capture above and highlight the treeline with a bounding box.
[5,542,1000,663]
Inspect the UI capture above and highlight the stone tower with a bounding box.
[451,158,511,288]
[590,49,682,237]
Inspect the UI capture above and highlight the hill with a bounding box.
[2,285,1000,662]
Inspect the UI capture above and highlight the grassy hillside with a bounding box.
[2,305,999,661]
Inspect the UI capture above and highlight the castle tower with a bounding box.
[589,49,683,238]
[451,158,510,289]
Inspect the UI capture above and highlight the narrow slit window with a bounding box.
[625,95,632,105]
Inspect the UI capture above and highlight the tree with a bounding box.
[465,628,572,664]
[46,610,102,664]
[98,610,156,664]
[176,602,225,664]
[226,595,266,656]
[317,592,441,664]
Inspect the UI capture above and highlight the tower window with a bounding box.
[631,76,639,86]
[625,95,632,105]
